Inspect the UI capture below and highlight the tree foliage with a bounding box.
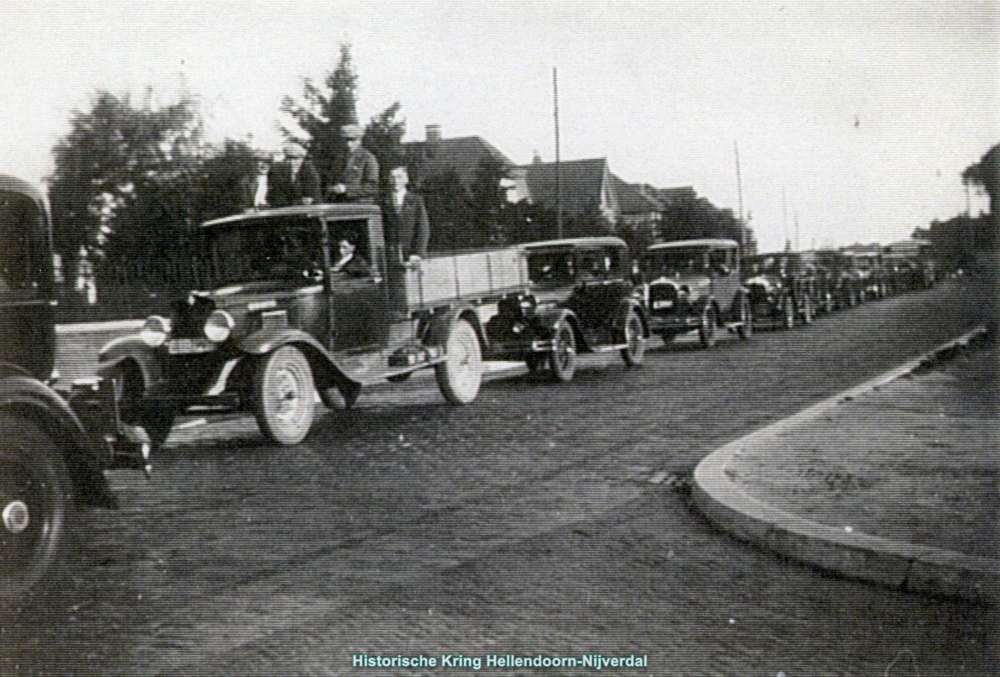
[362,101,406,189]
[962,143,999,219]
[660,193,755,253]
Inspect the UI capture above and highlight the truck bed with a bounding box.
[404,248,528,309]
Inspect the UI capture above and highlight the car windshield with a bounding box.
[195,215,323,289]
[641,249,705,277]
[527,251,575,288]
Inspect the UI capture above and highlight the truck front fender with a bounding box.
[0,376,117,509]
[96,335,163,391]
[239,328,361,392]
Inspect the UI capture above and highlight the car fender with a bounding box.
[0,376,117,509]
[527,306,587,350]
[97,335,163,390]
[612,299,650,338]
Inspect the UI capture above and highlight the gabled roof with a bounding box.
[404,136,518,186]
[654,186,697,205]
[520,158,610,214]
[611,175,662,214]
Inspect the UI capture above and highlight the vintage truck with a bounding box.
[0,175,143,608]
[483,237,648,382]
[98,204,530,448]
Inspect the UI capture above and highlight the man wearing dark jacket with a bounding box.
[328,124,379,203]
[267,144,322,207]
[383,163,429,262]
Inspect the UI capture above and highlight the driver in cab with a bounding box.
[330,236,370,278]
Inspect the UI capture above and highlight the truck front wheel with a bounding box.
[254,346,316,445]
[0,413,70,611]
[435,319,483,405]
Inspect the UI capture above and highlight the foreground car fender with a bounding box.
[96,335,164,390]
[0,376,117,510]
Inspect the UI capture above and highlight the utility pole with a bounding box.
[782,185,789,251]
[554,67,562,239]
[734,141,745,256]
[794,209,800,252]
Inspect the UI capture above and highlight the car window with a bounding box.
[0,191,42,294]
[577,250,606,280]
[528,251,575,288]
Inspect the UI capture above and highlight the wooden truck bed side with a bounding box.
[403,248,528,310]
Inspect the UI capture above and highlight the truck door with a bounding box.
[326,218,389,353]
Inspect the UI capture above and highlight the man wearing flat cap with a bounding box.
[267,143,322,208]
[328,124,379,203]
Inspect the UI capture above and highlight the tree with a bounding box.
[281,43,359,185]
[422,168,476,252]
[470,156,513,245]
[962,144,999,219]
[48,90,201,277]
[362,101,406,189]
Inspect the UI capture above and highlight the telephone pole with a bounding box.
[554,67,562,239]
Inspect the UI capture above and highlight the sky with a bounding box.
[1,0,996,252]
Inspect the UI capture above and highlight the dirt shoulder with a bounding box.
[729,335,998,559]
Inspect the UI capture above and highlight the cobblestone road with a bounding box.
[3,276,995,676]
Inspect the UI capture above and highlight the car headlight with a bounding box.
[518,294,537,314]
[140,316,171,347]
[204,310,235,343]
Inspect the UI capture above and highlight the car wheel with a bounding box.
[254,346,316,445]
[698,305,718,349]
[781,295,795,329]
[737,295,753,339]
[435,319,483,405]
[802,296,814,325]
[0,414,71,612]
[548,319,577,382]
[620,310,645,367]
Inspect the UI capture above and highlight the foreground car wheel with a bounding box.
[254,346,316,445]
[0,414,70,612]
[620,310,645,367]
[436,319,483,405]
[109,363,173,448]
[549,319,577,382]
[698,305,718,349]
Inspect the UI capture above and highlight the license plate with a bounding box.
[167,338,215,354]
[652,299,674,310]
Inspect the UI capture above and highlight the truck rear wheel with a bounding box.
[254,346,316,445]
[435,319,483,405]
[0,413,70,612]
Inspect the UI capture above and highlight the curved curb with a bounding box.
[692,326,999,601]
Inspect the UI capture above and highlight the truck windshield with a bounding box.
[197,215,323,289]
[641,250,704,277]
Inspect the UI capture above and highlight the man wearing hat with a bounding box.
[328,124,379,203]
[267,143,322,208]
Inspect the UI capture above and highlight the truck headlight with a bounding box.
[204,310,235,343]
[140,316,171,347]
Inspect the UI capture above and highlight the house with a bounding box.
[519,157,619,226]
[403,125,528,202]
[611,175,663,241]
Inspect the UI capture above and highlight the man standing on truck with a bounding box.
[383,162,429,262]
[267,144,322,207]
[327,124,379,203]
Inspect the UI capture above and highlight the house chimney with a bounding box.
[532,150,542,164]
[426,124,442,141]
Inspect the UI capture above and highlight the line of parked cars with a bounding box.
[0,173,938,607]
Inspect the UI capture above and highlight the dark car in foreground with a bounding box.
[635,239,751,348]
[485,237,648,381]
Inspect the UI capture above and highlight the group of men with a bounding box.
[248,124,428,261]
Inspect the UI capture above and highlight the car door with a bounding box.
[709,246,740,316]
[326,218,389,353]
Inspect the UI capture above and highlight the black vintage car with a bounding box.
[635,239,751,348]
[0,175,139,608]
[811,249,862,309]
[485,237,648,382]
[742,252,819,329]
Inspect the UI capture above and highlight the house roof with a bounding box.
[520,158,610,214]
[404,136,517,187]
[611,175,662,214]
